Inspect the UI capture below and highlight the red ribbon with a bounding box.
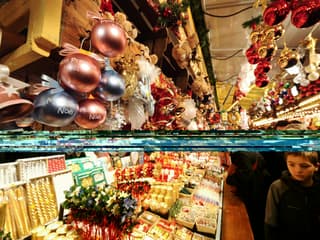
[100,0,114,15]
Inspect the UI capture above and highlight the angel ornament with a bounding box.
[128,58,160,129]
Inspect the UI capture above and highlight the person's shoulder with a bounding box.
[270,179,288,191]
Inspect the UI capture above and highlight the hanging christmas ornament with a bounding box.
[278,47,299,69]
[263,0,290,26]
[255,74,270,88]
[128,98,146,130]
[291,0,320,28]
[304,34,320,81]
[246,44,260,64]
[91,20,127,57]
[254,61,271,79]
[58,53,101,93]
[250,24,264,43]
[120,69,138,101]
[32,76,79,128]
[258,40,278,59]
[263,24,284,41]
[93,59,125,102]
[74,98,106,129]
[0,65,33,124]
[0,82,33,124]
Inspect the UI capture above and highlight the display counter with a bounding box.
[222,177,254,240]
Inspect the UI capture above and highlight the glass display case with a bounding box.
[0,130,319,152]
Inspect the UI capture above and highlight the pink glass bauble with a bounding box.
[263,0,290,26]
[74,99,106,129]
[91,20,127,57]
[291,0,320,28]
[58,53,101,93]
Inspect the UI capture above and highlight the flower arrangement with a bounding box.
[63,184,138,240]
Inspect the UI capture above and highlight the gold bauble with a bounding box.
[258,41,277,59]
[278,48,299,69]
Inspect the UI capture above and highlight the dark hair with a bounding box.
[274,120,291,128]
[284,152,319,165]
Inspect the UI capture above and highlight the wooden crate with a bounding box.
[0,0,100,72]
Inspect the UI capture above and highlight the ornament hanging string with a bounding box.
[59,43,105,66]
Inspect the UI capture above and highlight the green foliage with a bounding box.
[0,230,12,240]
[152,0,190,30]
[63,184,138,232]
[242,15,262,29]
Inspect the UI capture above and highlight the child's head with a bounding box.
[284,152,319,185]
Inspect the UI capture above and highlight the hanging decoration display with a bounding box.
[148,0,190,37]
[245,23,284,88]
[263,0,320,28]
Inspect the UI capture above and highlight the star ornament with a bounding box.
[0,83,20,97]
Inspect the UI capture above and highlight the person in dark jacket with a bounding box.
[227,152,271,240]
[264,152,320,240]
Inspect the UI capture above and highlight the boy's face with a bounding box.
[286,154,318,185]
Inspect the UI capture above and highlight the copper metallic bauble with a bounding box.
[91,20,127,57]
[93,69,125,102]
[74,99,106,129]
[58,53,101,93]
[263,0,290,26]
[32,89,78,127]
[291,0,320,28]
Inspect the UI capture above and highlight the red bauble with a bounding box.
[255,61,271,77]
[58,53,101,93]
[263,0,291,26]
[74,99,106,129]
[255,75,270,88]
[91,20,127,57]
[291,0,320,28]
[246,44,260,64]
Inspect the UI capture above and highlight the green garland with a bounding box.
[242,15,262,29]
[189,0,219,110]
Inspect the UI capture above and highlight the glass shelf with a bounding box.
[0,130,319,152]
